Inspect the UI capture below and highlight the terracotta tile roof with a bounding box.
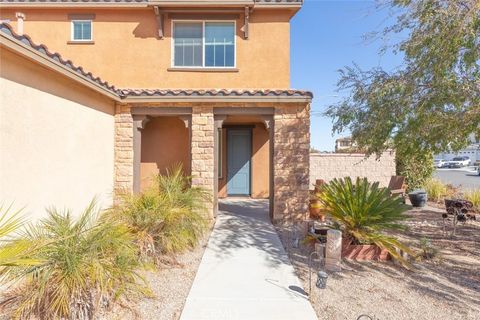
[0,0,302,4]
[0,0,147,3]
[255,0,302,3]
[118,88,312,98]
[0,23,118,92]
[0,22,312,100]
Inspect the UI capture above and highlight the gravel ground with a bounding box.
[99,228,212,320]
[282,207,480,320]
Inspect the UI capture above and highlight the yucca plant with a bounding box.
[0,201,150,320]
[111,164,209,263]
[318,177,413,265]
[0,205,43,271]
[423,178,448,203]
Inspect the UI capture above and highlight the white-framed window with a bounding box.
[71,20,92,41]
[172,21,235,68]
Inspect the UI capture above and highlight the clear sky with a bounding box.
[291,0,404,151]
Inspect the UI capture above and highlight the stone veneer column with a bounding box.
[191,106,215,218]
[273,103,311,223]
[113,104,134,203]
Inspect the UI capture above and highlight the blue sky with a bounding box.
[291,0,404,151]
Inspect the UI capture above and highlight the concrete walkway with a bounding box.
[180,199,318,320]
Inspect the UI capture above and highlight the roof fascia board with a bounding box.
[149,1,253,6]
[0,1,302,9]
[254,3,302,9]
[0,3,148,8]
[0,32,121,101]
[122,95,311,103]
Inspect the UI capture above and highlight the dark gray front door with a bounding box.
[227,129,252,196]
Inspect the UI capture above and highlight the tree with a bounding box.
[325,0,480,160]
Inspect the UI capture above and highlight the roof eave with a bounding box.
[121,95,311,103]
[0,31,121,101]
[0,3,148,8]
[0,1,303,9]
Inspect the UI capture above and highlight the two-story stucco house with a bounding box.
[0,0,312,223]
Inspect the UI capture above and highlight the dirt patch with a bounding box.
[282,207,480,320]
[98,228,211,320]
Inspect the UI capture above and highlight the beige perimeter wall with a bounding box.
[0,48,116,220]
[310,152,396,188]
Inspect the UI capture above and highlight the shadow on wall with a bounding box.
[214,199,290,269]
[140,116,190,191]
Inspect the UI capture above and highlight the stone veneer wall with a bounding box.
[191,106,215,216]
[114,104,134,201]
[273,104,310,223]
[309,151,396,188]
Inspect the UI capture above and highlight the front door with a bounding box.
[227,129,252,196]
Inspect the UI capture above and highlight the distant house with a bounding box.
[0,0,312,223]
[335,136,357,152]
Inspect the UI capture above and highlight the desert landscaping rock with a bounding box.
[283,206,480,320]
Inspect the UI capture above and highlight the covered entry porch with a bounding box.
[113,91,312,224]
[131,106,274,217]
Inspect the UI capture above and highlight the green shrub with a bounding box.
[0,201,149,320]
[423,178,448,202]
[464,189,480,211]
[418,237,439,260]
[318,177,413,265]
[112,165,209,262]
[396,151,434,191]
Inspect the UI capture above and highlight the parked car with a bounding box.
[434,159,448,168]
[448,156,471,168]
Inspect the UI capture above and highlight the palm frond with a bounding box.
[0,199,149,320]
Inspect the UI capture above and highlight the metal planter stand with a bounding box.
[308,251,327,298]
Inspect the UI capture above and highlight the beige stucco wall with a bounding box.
[0,47,116,220]
[309,152,396,188]
[1,8,292,88]
[140,116,190,191]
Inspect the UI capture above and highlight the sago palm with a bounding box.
[318,177,413,265]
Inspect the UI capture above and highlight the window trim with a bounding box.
[70,20,93,42]
[171,19,237,69]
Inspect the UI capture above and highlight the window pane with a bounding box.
[82,22,91,39]
[205,22,235,67]
[174,23,203,67]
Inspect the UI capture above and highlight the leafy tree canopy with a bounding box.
[325,0,480,157]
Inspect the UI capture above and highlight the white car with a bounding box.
[434,159,448,168]
[448,156,471,168]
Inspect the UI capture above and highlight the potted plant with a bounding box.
[310,180,327,221]
[309,194,326,221]
[318,177,413,265]
[408,189,428,207]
